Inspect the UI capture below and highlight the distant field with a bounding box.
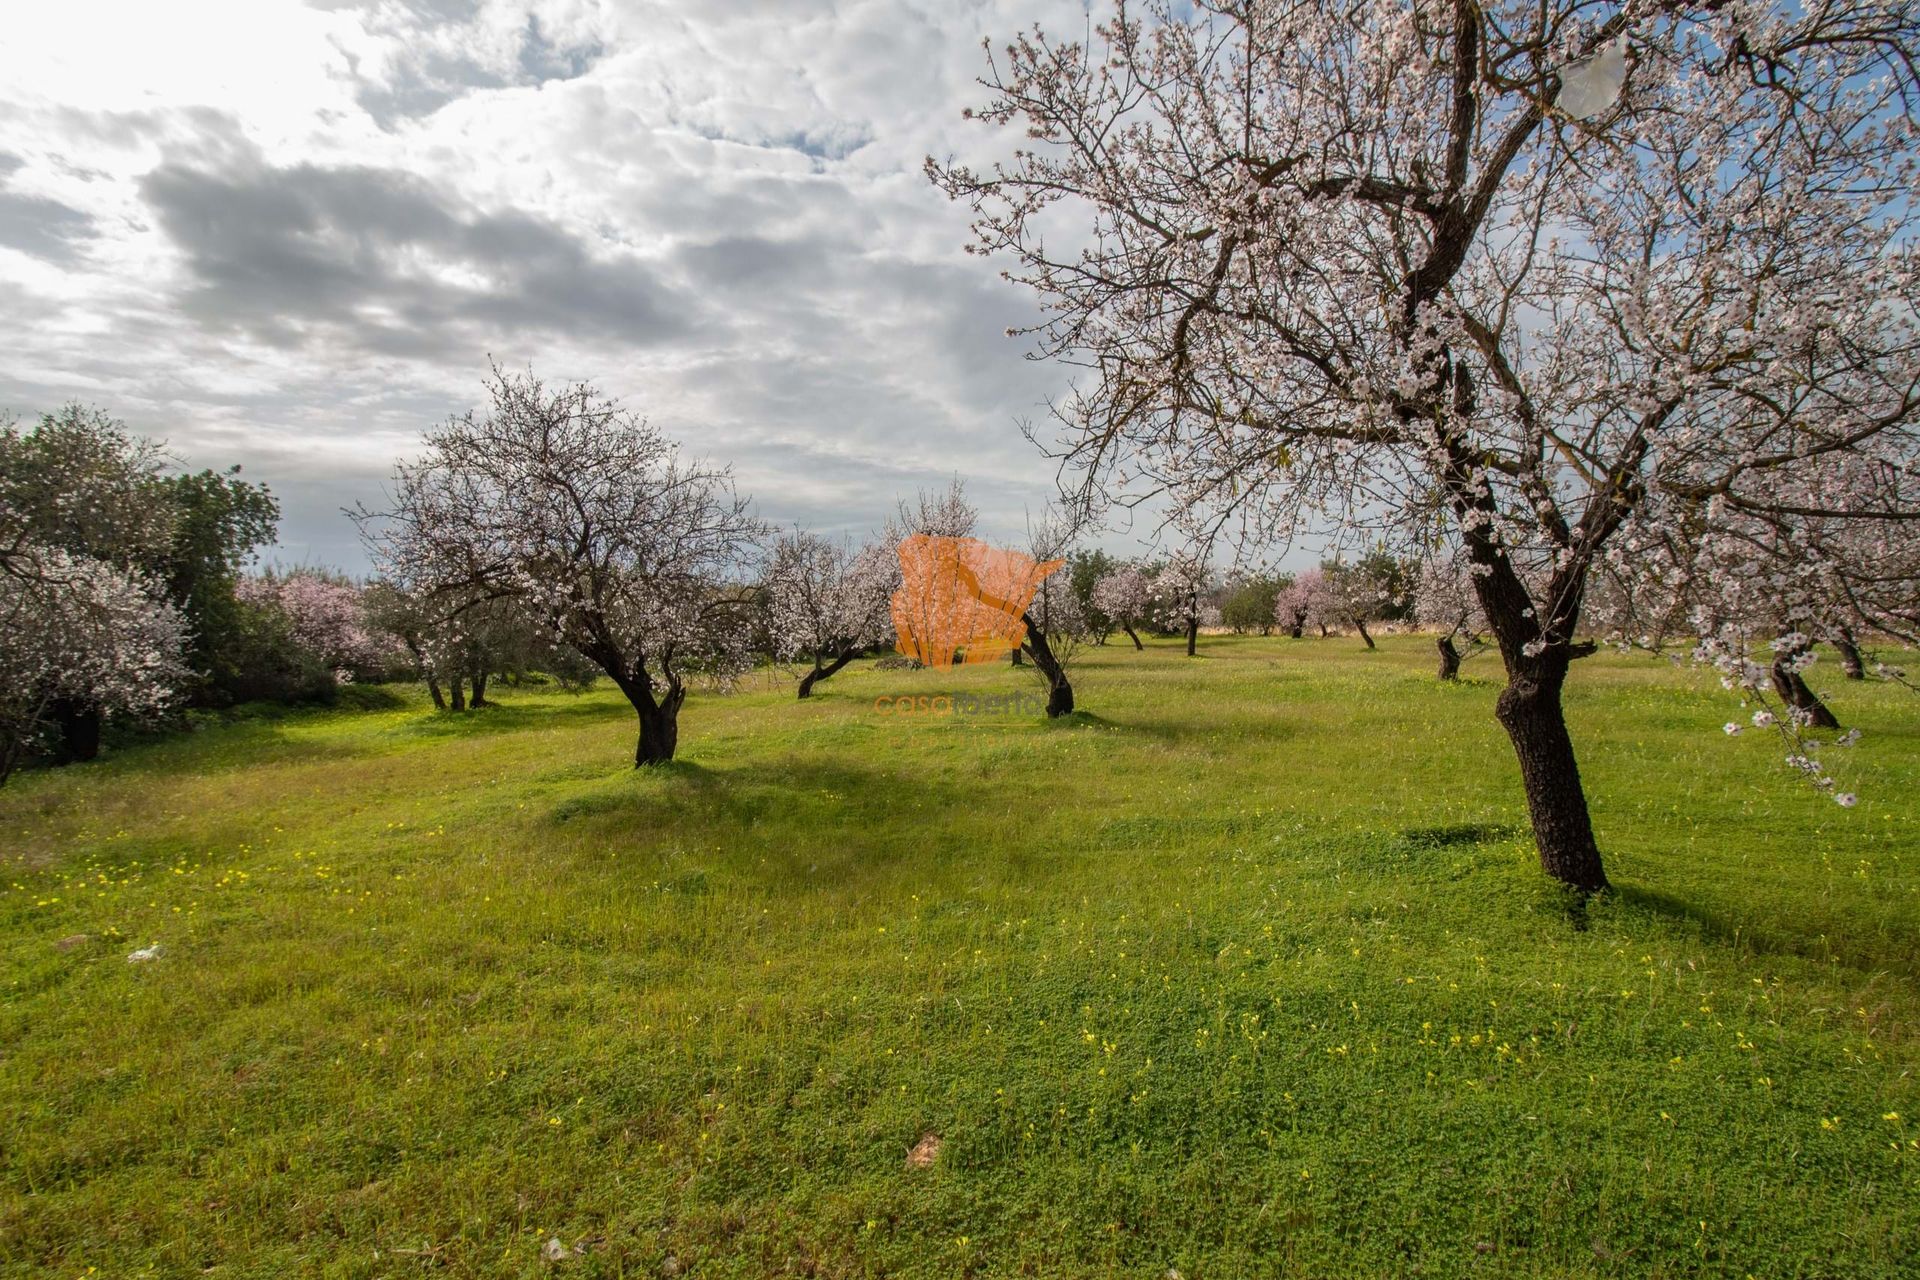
[2,636,1916,1278]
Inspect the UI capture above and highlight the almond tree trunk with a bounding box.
[1832,629,1865,681]
[1020,611,1074,717]
[1123,625,1143,650]
[1185,616,1198,656]
[1442,410,1610,894]
[52,699,101,764]
[604,665,683,765]
[1354,617,1376,650]
[404,635,446,709]
[1770,645,1840,729]
[1436,634,1461,681]
[634,700,680,764]
[1495,657,1608,893]
[797,646,858,699]
[0,724,31,786]
[577,641,685,765]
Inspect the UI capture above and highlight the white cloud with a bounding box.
[0,0,1105,571]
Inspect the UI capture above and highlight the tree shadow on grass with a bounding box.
[548,753,938,828]
[60,718,376,783]
[1040,710,1130,732]
[1045,707,1186,744]
[388,698,620,742]
[16,696,626,800]
[1291,821,1528,884]
[1606,883,1920,982]
[538,748,1047,892]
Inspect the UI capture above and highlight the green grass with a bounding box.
[2,636,1916,1278]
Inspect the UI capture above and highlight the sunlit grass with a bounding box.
[2,635,1916,1277]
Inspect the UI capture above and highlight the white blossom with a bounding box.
[0,547,190,783]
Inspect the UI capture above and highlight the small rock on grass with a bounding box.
[905,1134,942,1168]
[126,944,163,963]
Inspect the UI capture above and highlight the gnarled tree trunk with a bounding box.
[1122,624,1143,650]
[448,677,466,712]
[797,646,858,699]
[469,669,489,707]
[635,699,680,764]
[1185,616,1198,656]
[403,635,446,710]
[1832,629,1865,681]
[604,664,684,765]
[1020,612,1075,717]
[1354,617,1376,650]
[0,731,28,787]
[1771,645,1840,729]
[1436,634,1461,681]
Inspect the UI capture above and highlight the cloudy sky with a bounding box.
[0,0,1110,572]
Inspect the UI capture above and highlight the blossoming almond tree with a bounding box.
[1019,511,1087,715]
[1091,563,1152,648]
[1317,553,1414,650]
[1610,446,1920,718]
[1,407,185,758]
[1149,549,1213,655]
[359,366,765,766]
[0,550,188,784]
[362,582,587,710]
[1580,447,1920,791]
[1272,567,1325,639]
[766,531,897,698]
[885,479,979,545]
[236,571,399,683]
[1415,551,1493,680]
[933,0,1920,892]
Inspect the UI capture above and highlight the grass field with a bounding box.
[2,635,1916,1278]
